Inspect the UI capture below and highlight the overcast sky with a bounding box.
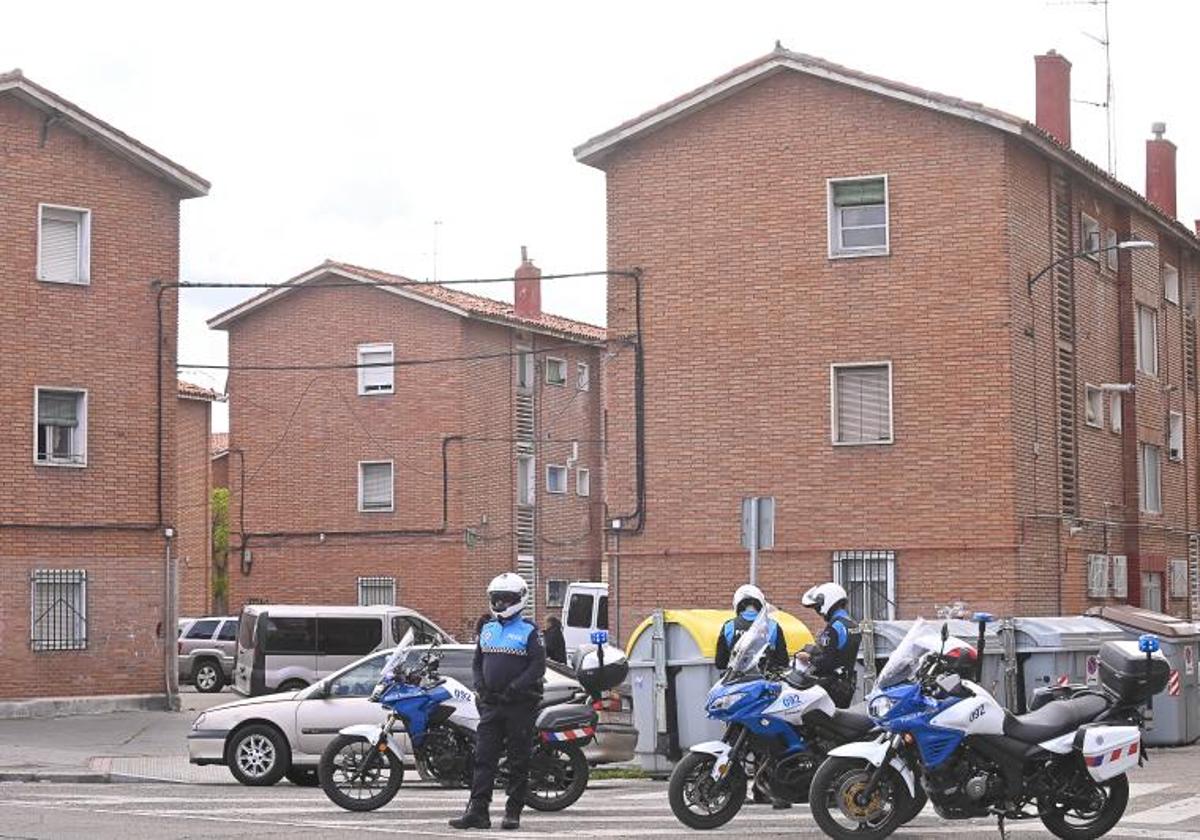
[5,1,1198,431]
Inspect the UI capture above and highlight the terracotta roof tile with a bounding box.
[211,432,229,455]
[178,380,221,401]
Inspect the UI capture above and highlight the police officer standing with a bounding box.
[450,573,545,831]
[715,584,789,671]
[798,582,861,708]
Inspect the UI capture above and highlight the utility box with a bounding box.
[1086,606,1200,746]
[625,609,813,773]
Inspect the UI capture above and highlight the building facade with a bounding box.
[577,48,1200,637]
[209,255,604,640]
[177,382,219,618]
[0,71,208,700]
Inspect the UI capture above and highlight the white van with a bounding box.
[232,604,454,696]
[561,582,609,653]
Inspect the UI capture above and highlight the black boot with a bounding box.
[449,801,490,830]
[501,801,522,830]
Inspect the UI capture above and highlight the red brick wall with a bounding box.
[222,279,601,640]
[0,94,186,699]
[176,397,212,618]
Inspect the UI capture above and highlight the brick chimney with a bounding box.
[514,246,541,319]
[1146,122,1177,218]
[1034,51,1072,147]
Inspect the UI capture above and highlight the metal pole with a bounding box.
[749,498,759,585]
[164,529,179,711]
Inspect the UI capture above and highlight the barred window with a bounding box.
[832,550,896,620]
[31,569,87,651]
[358,576,396,606]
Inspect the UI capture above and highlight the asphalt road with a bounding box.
[2,767,1200,840]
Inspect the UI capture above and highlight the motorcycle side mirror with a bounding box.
[940,622,949,643]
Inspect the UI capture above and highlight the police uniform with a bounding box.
[806,607,861,708]
[469,614,546,812]
[714,610,789,671]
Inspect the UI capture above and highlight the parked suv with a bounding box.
[178,616,239,693]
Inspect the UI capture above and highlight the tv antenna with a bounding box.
[1059,0,1116,175]
[432,219,442,282]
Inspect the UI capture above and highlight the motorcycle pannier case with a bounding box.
[536,703,598,744]
[1097,641,1169,705]
[1076,725,1140,782]
[576,645,629,695]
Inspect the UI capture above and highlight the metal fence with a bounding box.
[30,569,88,651]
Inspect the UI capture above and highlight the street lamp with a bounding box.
[1027,239,1155,293]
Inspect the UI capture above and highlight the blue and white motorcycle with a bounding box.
[809,617,1168,840]
[317,633,597,813]
[667,606,925,830]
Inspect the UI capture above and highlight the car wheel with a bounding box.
[193,659,225,693]
[277,679,308,693]
[284,766,320,787]
[226,724,290,786]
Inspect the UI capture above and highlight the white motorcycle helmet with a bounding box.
[801,582,848,618]
[487,572,529,620]
[732,583,766,615]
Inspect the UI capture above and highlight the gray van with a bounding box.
[232,605,454,696]
[178,616,239,692]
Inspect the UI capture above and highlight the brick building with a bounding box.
[177,382,220,618]
[208,254,604,640]
[577,47,1200,637]
[0,71,208,700]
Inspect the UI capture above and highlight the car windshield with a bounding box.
[725,604,775,678]
[874,618,972,690]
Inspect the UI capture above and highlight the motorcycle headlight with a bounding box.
[708,691,746,713]
[868,695,895,719]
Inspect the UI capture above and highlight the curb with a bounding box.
[0,694,169,720]
[0,771,110,783]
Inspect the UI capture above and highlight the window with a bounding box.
[832,550,896,620]
[34,388,87,466]
[576,467,590,497]
[358,576,396,606]
[1085,385,1103,428]
[1080,213,1101,257]
[1169,412,1184,462]
[546,579,568,609]
[1164,264,1180,305]
[217,620,239,641]
[1087,554,1110,598]
[831,363,893,445]
[1111,555,1128,598]
[357,343,394,395]
[318,617,383,655]
[1136,305,1158,375]
[1110,391,1123,434]
[30,569,87,651]
[38,204,90,284]
[566,593,594,628]
[546,464,567,494]
[517,454,535,506]
[185,619,220,640]
[596,595,609,630]
[358,461,394,512]
[262,616,317,654]
[545,357,567,386]
[1104,229,1119,271]
[329,653,389,697]
[1141,572,1163,613]
[1169,559,1189,598]
[516,347,534,391]
[1140,443,1162,513]
[828,176,888,257]
[577,362,590,391]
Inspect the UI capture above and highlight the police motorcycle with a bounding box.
[667,605,928,830]
[317,630,619,813]
[809,615,1170,840]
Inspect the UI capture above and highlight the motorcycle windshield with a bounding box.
[724,604,775,679]
[377,627,417,681]
[874,618,943,690]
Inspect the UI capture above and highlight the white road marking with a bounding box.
[1124,795,1200,825]
[1128,782,1175,799]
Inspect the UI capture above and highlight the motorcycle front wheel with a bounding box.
[667,751,747,830]
[524,743,589,812]
[808,756,912,840]
[318,734,404,812]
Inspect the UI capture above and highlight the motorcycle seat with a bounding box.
[1002,693,1110,743]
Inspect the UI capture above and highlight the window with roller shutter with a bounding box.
[828,176,888,257]
[357,343,394,395]
[831,362,893,445]
[38,205,90,284]
[1087,554,1109,598]
[358,461,393,512]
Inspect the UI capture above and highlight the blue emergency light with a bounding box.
[1138,634,1160,654]
[590,631,609,646]
[973,612,995,624]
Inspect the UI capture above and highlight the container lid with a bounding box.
[1011,616,1128,649]
[1085,606,1200,638]
[626,608,814,658]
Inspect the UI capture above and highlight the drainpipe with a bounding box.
[164,527,179,711]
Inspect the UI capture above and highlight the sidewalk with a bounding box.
[0,690,233,784]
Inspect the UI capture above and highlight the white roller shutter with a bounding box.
[835,365,892,443]
[40,209,84,283]
[360,462,393,510]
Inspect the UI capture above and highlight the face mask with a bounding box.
[740,609,758,622]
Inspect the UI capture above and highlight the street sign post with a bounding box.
[741,496,775,585]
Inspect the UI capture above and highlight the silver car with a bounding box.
[178,616,239,693]
[188,644,635,786]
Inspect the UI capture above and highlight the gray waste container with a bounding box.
[1011,617,1128,714]
[1086,606,1200,746]
[625,608,814,773]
